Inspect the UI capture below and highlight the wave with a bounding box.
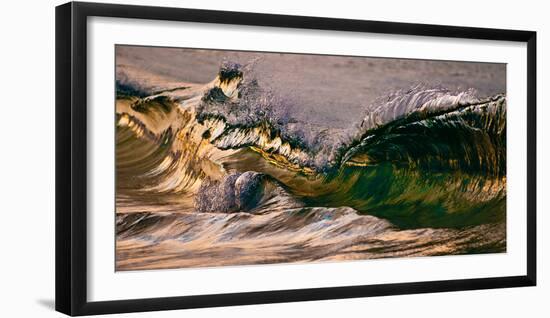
[115,62,506,230]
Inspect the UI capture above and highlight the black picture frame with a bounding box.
[55,1,537,316]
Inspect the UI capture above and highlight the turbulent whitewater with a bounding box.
[115,62,506,271]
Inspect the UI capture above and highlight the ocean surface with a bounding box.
[115,46,506,270]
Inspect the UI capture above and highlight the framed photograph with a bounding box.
[55,1,536,316]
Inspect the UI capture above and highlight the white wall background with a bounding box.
[0,0,547,316]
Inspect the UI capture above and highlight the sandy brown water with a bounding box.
[116,209,505,270]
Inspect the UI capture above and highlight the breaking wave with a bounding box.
[115,61,506,269]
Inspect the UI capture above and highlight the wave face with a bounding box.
[115,62,506,270]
